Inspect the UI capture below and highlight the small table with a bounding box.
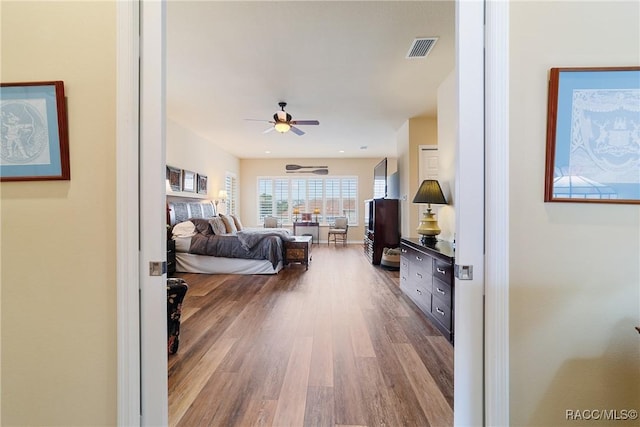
[284,235,313,270]
[293,221,319,245]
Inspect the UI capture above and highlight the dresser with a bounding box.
[363,198,399,264]
[400,237,455,344]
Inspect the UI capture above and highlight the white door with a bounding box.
[139,1,168,425]
[453,1,485,425]
[419,146,440,181]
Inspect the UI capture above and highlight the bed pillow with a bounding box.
[209,216,228,235]
[219,214,238,234]
[190,218,214,236]
[171,220,196,238]
[230,214,243,231]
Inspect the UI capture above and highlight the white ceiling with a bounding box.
[166,1,455,159]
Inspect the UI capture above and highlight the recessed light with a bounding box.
[265,150,271,154]
[339,150,345,153]
[360,146,368,150]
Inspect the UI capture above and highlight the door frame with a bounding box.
[116,1,510,425]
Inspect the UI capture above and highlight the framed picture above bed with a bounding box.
[166,165,182,192]
[197,173,208,195]
[182,169,196,192]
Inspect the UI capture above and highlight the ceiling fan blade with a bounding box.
[285,164,329,170]
[290,126,305,136]
[244,118,271,122]
[290,120,319,126]
[263,126,276,134]
[286,169,329,175]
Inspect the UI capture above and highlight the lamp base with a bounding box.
[419,234,438,245]
[416,208,441,243]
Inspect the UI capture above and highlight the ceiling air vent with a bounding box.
[406,37,438,59]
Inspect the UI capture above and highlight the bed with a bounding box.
[167,200,293,275]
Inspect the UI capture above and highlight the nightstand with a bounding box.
[167,239,176,276]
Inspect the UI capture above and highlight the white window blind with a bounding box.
[225,172,238,216]
[257,176,358,225]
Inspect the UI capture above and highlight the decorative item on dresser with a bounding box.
[363,198,399,265]
[400,237,455,344]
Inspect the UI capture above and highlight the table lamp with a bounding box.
[292,208,300,222]
[412,179,447,244]
[313,208,320,222]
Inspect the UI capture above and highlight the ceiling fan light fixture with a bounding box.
[274,122,291,133]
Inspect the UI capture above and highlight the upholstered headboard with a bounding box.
[167,199,216,225]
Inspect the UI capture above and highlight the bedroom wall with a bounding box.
[396,117,439,239]
[240,157,395,243]
[436,69,456,242]
[166,119,240,200]
[509,2,640,425]
[0,1,117,425]
[396,121,411,237]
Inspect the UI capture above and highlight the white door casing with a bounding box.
[454,0,485,425]
[117,0,510,424]
[139,1,168,425]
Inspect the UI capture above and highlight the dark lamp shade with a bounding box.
[412,180,447,205]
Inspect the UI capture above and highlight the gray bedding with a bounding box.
[188,226,293,269]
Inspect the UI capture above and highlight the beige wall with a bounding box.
[510,2,640,425]
[240,157,393,242]
[436,69,456,242]
[397,117,439,238]
[1,2,117,425]
[167,119,240,200]
[396,121,412,237]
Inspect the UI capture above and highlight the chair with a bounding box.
[328,216,348,246]
[264,216,280,228]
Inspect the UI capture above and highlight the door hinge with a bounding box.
[149,261,166,276]
[454,264,473,280]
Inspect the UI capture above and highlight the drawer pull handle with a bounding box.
[415,272,422,279]
[436,287,446,295]
[416,289,422,295]
[416,256,423,261]
[436,307,445,316]
[437,267,446,274]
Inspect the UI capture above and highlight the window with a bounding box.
[224,172,238,216]
[257,176,358,225]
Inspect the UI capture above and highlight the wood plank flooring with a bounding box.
[169,244,453,427]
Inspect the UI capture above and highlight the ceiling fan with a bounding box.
[249,102,319,136]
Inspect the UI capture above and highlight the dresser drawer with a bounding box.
[433,258,453,284]
[431,294,452,330]
[411,251,432,281]
[432,277,452,308]
[405,285,431,315]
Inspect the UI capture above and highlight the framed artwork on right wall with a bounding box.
[544,66,640,204]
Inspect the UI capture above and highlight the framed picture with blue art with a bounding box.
[545,67,640,203]
[0,81,70,181]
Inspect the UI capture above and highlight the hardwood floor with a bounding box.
[169,244,453,427]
